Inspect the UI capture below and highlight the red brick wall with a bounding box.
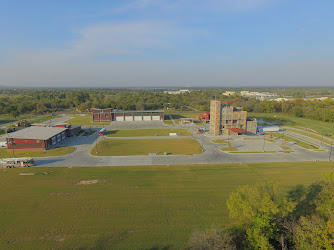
[7,138,45,149]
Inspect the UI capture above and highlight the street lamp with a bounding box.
[329,141,333,161]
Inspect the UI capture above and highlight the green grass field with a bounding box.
[67,115,110,125]
[0,162,333,249]
[0,147,76,158]
[249,112,334,137]
[284,128,332,145]
[106,129,190,137]
[272,132,318,149]
[164,112,203,124]
[91,139,203,156]
[29,115,61,124]
[0,113,32,125]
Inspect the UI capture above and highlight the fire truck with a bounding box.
[0,157,34,168]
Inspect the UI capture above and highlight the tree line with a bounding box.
[1,88,334,123]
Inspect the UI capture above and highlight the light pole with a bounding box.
[263,133,265,152]
[329,142,333,161]
[321,131,324,147]
[95,134,99,154]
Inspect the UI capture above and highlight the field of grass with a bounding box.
[0,113,32,125]
[272,132,317,150]
[284,128,332,145]
[91,139,203,156]
[0,147,76,158]
[29,115,61,124]
[67,115,110,125]
[249,112,334,138]
[164,112,203,125]
[212,139,228,144]
[106,129,190,137]
[0,162,333,249]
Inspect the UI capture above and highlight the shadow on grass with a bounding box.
[287,183,323,218]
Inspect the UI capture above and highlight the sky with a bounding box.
[0,0,334,88]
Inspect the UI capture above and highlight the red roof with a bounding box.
[227,128,246,133]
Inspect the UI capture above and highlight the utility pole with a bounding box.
[329,141,333,161]
[95,134,99,154]
[321,131,324,147]
[263,133,266,152]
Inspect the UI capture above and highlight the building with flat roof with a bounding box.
[210,100,257,136]
[6,126,68,150]
[92,108,164,122]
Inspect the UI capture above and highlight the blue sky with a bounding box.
[0,0,333,87]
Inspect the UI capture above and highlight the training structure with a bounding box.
[92,108,164,122]
[210,100,257,136]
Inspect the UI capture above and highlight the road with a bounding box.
[34,122,333,167]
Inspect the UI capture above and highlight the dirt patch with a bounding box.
[76,179,105,185]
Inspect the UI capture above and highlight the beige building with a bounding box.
[210,100,257,136]
[223,91,235,96]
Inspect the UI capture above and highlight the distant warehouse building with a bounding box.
[6,126,68,150]
[92,108,164,122]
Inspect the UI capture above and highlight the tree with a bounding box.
[227,181,296,249]
[188,227,236,250]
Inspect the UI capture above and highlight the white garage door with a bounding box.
[143,116,151,121]
[134,116,142,121]
[125,116,133,121]
[116,116,124,121]
[152,116,160,120]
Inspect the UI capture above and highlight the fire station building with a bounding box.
[6,126,68,150]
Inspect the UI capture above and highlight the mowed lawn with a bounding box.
[0,162,333,249]
[91,139,203,156]
[249,112,334,137]
[67,115,110,125]
[0,146,76,158]
[106,129,191,137]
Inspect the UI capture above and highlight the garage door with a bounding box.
[134,116,142,121]
[143,116,151,121]
[125,116,133,121]
[152,116,160,120]
[116,116,124,121]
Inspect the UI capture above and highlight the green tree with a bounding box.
[227,181,296,249]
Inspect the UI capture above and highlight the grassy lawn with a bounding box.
[106,129,190,137]
[249,112,334,137]
[284,128,332,145]
[212,139,228,144]
[0,162,333,249]
[91,139,203,156]
[272,132,318,150]
[220,146,238,151]
[164,112,203,125]
[0,147,76,158]
[67,115,110,125]
[29,115,61,124]
[230,151,276,154]
[0,113,32,125]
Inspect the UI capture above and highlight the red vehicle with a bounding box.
[0,157,34,168]
[99,128,107,136]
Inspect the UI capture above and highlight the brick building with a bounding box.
[6,126,68,150]
[92,108,164,122]
[210,100,257,136]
